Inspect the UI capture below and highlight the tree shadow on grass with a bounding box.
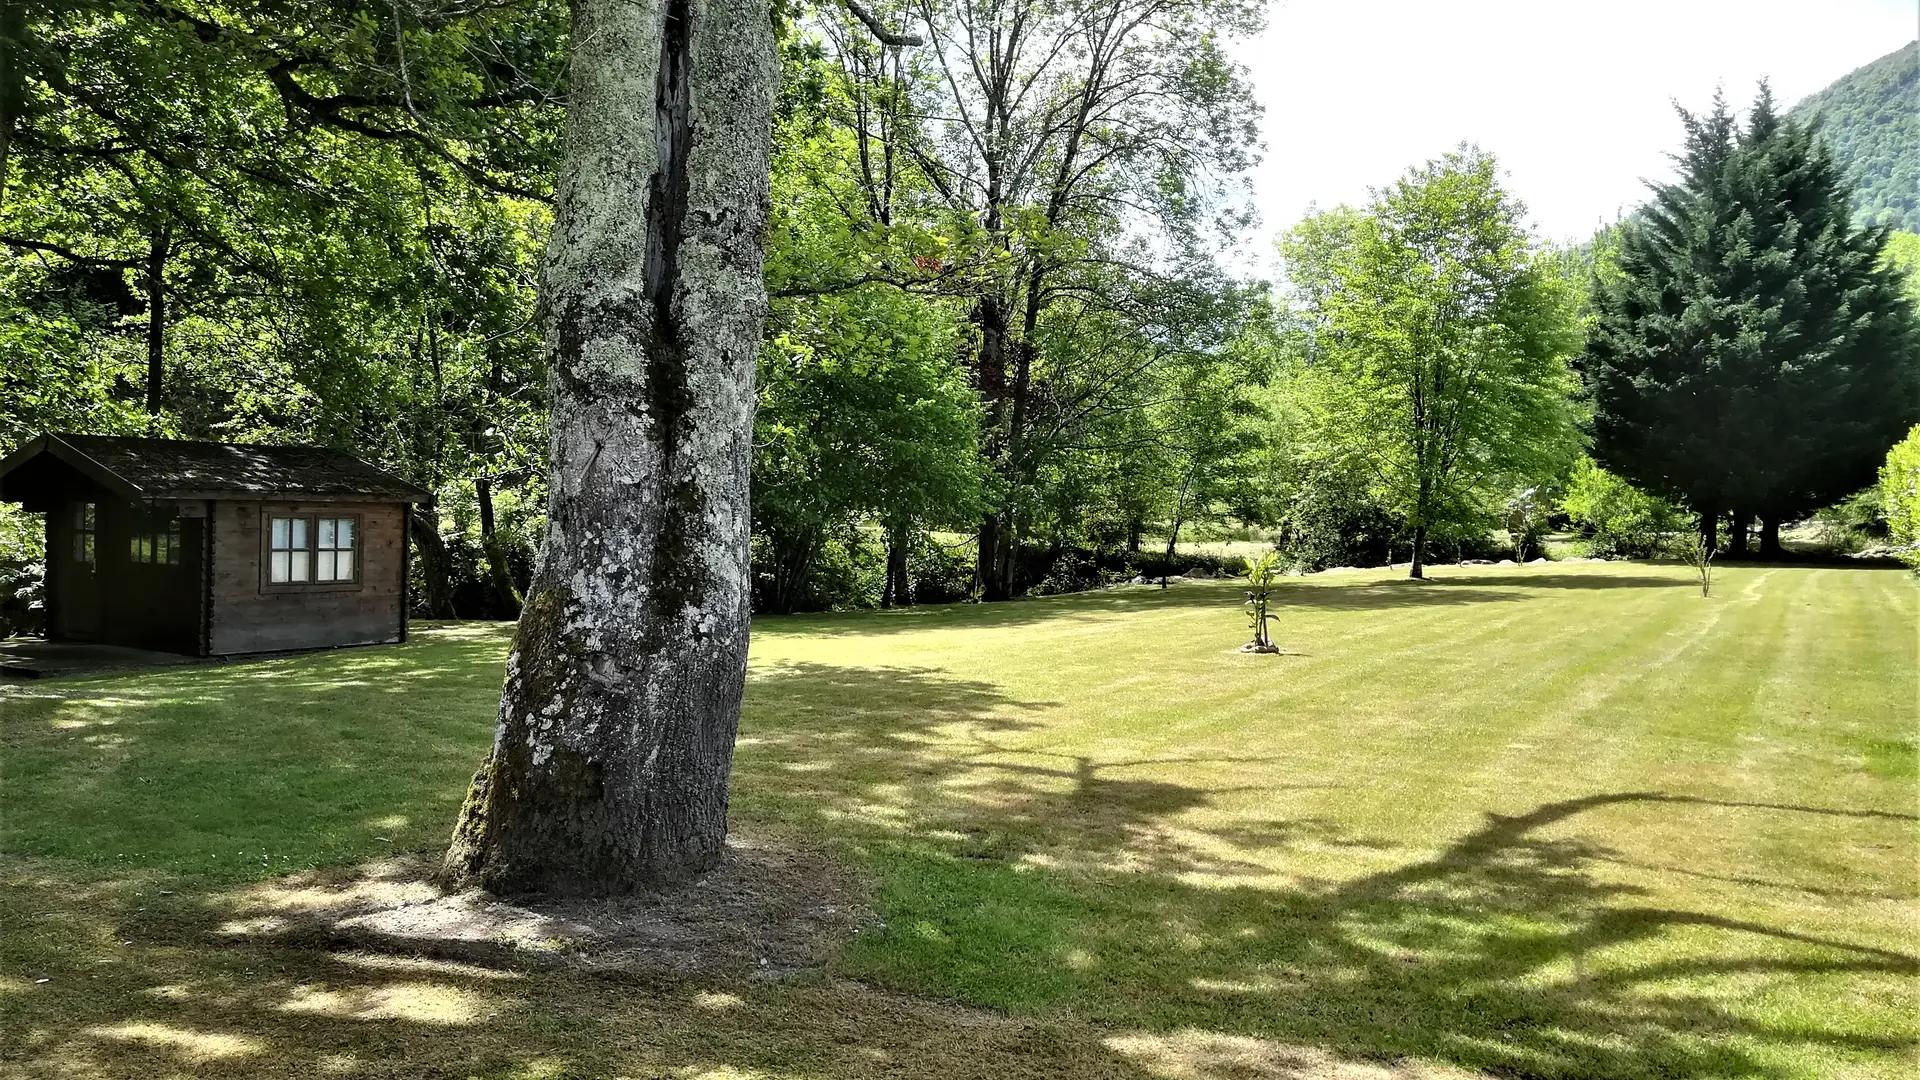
[1420,573,1684,591]
[5,658,1915,1079]
[736,666,1919,1078]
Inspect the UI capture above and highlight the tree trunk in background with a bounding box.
[1726,510,1750,558]
[882,518,911,608]
[1408,522,1428,579]
[144,225,170,419]
[978,510,1008,601]
[409,503,457,619]
[1758,513,1784,558]
[1698,505,1719,555]
[0,1,22,210]
[475,476,524,619]
[441,0,775,895]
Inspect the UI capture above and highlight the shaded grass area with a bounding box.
[2,563,1917,1078]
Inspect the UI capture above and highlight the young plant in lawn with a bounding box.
[1241,551,1283,654]
[1679,530,1715,596]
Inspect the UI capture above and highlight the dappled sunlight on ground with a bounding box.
[1107,1029,1485,1079]
[83,1021,263,1063]
[3,565,1915,1077]
[278,981,491,1025]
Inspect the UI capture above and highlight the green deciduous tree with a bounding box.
[1281,147,1583,578]
[1880,424,1920,569]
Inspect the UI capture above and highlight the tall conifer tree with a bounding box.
[1583,88,1920,552]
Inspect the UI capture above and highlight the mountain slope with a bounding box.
[1791,41,1918,231]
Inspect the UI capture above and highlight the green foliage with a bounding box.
[3,0,561,619]
[1269,460,1400,572]
[1879,424,1920,569]
[1559,458,1686,559]
[1809,487,1887,554]
[1584,88,1920,530]
[1885,230,1920,302]
[1280,147,1584,573]
[1789,42,1919,231]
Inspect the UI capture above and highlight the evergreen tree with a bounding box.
[1584,88,1920,553]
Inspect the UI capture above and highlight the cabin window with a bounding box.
[130,516,181,565]
[73,503,96,566]
[268,515,358,584]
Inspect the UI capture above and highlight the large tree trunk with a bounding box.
[475,477,523,619]
[882,517,911,608]
[978,510,1008,601]
[408,502,457,619]
[1698,504,1719,555]
[1758,512,1785,558]
[1408,522,1427,580]
[1726,510,1751,558]
[441,0,775,895]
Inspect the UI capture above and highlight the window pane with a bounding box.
[291,518,308,548]
[272,517,290,549]
[84,536,94,563]
[337,550,354,580]
[317,551,336,581]
[319,518,335,547]
[290,550,309,582]
[271,551,289,582]
[338,519,354,549]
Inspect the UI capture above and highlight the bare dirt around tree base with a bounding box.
[215,832,874,979]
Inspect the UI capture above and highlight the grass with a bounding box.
[2,561,1916,1079]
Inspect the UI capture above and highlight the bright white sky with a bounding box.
[1230,0,1919,268]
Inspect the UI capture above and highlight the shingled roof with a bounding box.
[0,434,431,503]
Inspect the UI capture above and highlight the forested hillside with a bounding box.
[1791,41,1918,231]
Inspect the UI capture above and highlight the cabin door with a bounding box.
[61,501,103,637]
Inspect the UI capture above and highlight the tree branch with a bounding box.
[844,0,924,47]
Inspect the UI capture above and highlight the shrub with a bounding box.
[1809,487,1887,554]
[1879,425,1920,569]
[1559,458,1685,558]
[0,505,44,636]
[906,534,976,604]
[1272,464,1399,572]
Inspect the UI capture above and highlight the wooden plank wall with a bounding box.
[208,501,408,654]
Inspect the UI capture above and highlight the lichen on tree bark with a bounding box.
[440,0,776,895]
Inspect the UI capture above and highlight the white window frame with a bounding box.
[262,511,362,589]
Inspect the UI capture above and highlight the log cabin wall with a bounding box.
[208,500,408,655]
[44,496,202,653]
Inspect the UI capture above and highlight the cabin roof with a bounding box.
[0,433,432,504]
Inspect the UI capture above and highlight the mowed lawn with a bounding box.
[1,562,1915,1079]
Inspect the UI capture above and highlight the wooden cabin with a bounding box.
[0,433,430,656]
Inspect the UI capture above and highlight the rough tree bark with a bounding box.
[440,0,776,894]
